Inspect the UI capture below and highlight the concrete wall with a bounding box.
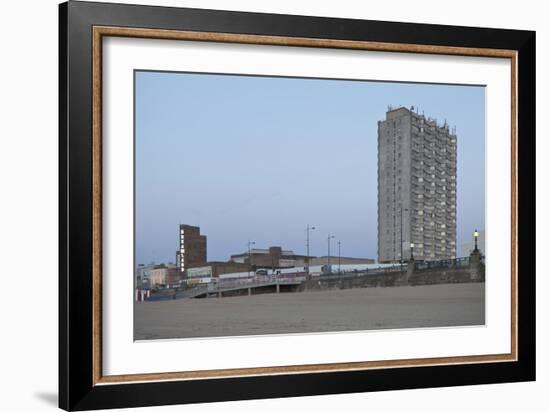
[301,260,484,291]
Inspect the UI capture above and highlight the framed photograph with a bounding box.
[59,1,535,410]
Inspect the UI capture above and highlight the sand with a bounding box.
[134,283,485,340]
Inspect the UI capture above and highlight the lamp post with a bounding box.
[410,242,415,261]
[338,240,341,273]
[400,207,409,265]
[247,240,255,276]
[474,229,479,252]
[327,234,335,269]
[306,225,316,277]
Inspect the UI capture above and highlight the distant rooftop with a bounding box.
[385,105,456,136]
[232,248,295,257]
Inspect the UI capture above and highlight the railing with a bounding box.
[194,275,308,294]
[414,256,470,270]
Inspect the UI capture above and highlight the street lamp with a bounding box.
[473,229,479,252]
[338,240,342,274]
[247,240,255,276]
[306,225,316,276]
[410,242,415,261]
[400,207,409,264]
[327,234,335,269]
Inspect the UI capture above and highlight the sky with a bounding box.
[135,71,485,265]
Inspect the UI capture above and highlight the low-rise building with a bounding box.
[185,261,249,285]
[230,246,307,269]
[135,263,156,288]
[295,256,375,267]
[149,264,180,288]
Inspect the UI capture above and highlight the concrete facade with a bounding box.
[378,107,457,262]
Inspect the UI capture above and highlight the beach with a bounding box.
[134,283,485,340]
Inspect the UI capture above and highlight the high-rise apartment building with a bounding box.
[378,106,457,263]
[176,224,207,273]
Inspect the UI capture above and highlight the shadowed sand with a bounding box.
[134,283,485,340]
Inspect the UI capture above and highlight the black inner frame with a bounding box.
[59,1,535,410]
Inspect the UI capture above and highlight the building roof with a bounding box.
[231,248,295,258]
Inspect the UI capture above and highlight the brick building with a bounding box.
[176,224,207,273]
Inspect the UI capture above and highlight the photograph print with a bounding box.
[133,71,486,341]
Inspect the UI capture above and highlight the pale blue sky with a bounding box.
[135,71,485,264]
